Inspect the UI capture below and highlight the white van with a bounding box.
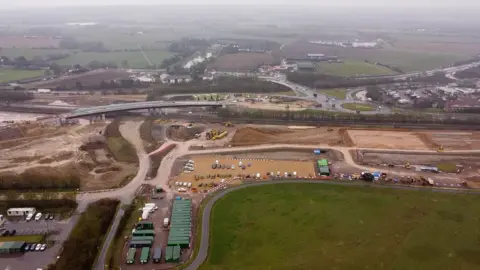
[26,213,34,221]
[34,213,42,221]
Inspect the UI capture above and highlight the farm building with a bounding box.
[7,207,36,216]
[296,62,315,71]
[167,199,192,249]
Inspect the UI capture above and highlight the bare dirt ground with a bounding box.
[347,130,428,150]
[0,122,137,190]
[28,69,130,89]
[422,131,480,150]
[207,52,275,71]
[231,125,343,146]
[173,154,317,191]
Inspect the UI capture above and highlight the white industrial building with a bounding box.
[7,207,36,216]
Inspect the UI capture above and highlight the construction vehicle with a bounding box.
[224,121,234,127]
[403,162,411,169]
[212,131,228,140]
[206,129,220,140]
[436,144,444,152]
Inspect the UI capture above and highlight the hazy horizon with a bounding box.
[3,0,480,8]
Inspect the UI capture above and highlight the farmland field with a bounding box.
[200,183,480,270]
[0,68,44,83]
[207,52,275,71]
[0,48,75,59]
[317,60,395,76]
[54,51,175,68]
[281,42,467,72]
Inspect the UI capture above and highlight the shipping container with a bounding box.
[153,247,162,263]
[172,245,181,261]
[126,248,136,264]
[313,149,321,155]
[165,246,174,262]
[129,240,152,248]
[140,247,150,264]
[319,166,330,176]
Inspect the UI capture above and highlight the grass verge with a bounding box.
[105,198,145,270]
[318,88,347,99]
[316,60,396,77]
[199,183,480,270]
[105,120,137,163]
[341,102,376,111]
[0,235,44,242]
[139,118,160,153]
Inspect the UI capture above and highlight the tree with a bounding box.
[366,85,383,101]
[14,56,29,67]
[121,60,129,69]
[44,69,53,76]
[49,63,63,75]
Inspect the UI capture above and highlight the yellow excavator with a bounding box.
[224,121,234,127]
[436,144,444,152]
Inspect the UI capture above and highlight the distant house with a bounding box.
[160,74,192,84]
[135,75,155,83]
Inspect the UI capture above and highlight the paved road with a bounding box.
[94,208,125,270]
[185,179,480,270]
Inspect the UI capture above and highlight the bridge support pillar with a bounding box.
[101,114,105,121]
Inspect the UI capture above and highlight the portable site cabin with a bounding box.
[0,241,25,254]
[319,166,330,176]
[126,248,136,264]
[153,247,162,263]
[317,159,328,167]
[129,240,152,248]
[7,208,36,217]
[140,247,150,264]
[172,245,181,261]
[132,229,155,237]
[131,236,155,242]
[136,221,154,230]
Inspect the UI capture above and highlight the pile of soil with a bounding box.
[231,127,343,146]
[167,125,205,141]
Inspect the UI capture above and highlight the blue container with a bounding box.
[313,149,321,155]
[175,196,182,200]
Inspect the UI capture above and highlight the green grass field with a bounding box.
[0,48,75,59]
[341,102,376,111]
[200,183,480,270]
[0,235,44,242]
[0,68,44,83]
[54,51,175,69]
[318,88,347,99]
[316,60,396,77]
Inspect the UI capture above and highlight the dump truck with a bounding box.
[213,131,228,140]
[126,248,136,264]
[140,247,150,264]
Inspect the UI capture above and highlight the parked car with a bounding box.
[10,229,16,236]
[26,213,34,221]
[30,244,37,251]
[40,244,47,251]
[24,244,31,251]
[44,214,50,220]
[35,244,42,251]
[34,213,42,221]
[48,215,54,220]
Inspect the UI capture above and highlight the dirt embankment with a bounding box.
[167,125,205,141]
[231,126,343,146]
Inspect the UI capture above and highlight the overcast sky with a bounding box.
[3,0,480,8]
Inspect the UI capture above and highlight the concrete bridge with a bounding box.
[64,101,223,119]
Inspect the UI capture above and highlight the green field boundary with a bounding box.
[341,102,376,111]
[0,235,44,243]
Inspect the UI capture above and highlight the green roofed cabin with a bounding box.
[317,159,328,167]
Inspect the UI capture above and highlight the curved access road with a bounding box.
[185,179,480,270]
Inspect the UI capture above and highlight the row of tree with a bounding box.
[0,91,34,102]
[52,199,119,270]
[59,38,107,52]
[0,171,81,190]
[216,107,480,124]
[287,71,454,89]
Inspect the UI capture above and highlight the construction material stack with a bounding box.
[167,199,192,249]
[317,159,330,176]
